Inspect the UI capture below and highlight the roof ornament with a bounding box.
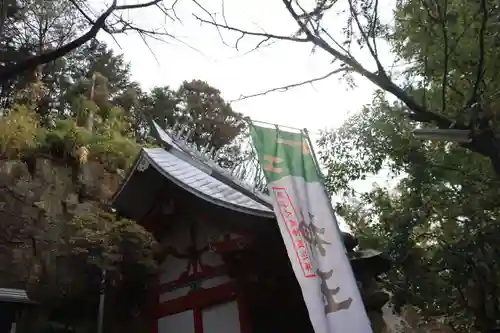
[200,141,210,156]
[137,156,150,172]
[157,118,269,197]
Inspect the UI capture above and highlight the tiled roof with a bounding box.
[0,288,34,304]
[142,148,273,217]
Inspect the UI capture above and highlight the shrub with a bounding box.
[64,210,157,275]
[35,118,139,172]
[0,103,140,172]
[90,132,140,171]
[40,119,93,160]
[0,104,40,158]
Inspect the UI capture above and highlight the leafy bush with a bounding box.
[90,131,140,172]
[87,106,140,171]
[65,211,157,272]
[0,104,40,158]
[0,114,139,173]
[39,119,93,160]
[41,211,158,333]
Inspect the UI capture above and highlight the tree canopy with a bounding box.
[0,2,248,330]
[314,0,500,331]
[6,0,500,332]
[191,2,500,329]
[196,0,500,178]
[0,0,177,82]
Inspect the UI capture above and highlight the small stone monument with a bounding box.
[342,232,392,333]
[0,288,36,333]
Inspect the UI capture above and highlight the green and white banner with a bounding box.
[250,125,372,333]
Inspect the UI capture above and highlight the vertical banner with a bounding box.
[250,125,372,333]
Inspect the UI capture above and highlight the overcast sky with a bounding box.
[94,0,398,215]
[95,0,398,130]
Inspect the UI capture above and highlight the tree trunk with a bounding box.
[85,73,96,133]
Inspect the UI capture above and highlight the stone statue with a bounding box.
[342,232,455,333]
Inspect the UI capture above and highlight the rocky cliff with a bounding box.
[0,156,123,290]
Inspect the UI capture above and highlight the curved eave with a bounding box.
[142,151,275,218]
[112,149,275,220]
[111,151,142,205]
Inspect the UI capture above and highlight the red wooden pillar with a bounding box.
[149,276,159,333]
[153,281,250,333]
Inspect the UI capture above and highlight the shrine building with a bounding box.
[111,121,390,333]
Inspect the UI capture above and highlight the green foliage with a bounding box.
[91,130,140,171]
[0,2,249,332]
[0,111,140,172]
[32,211,158,332]
[315,0,500,329]
[175,79,247,149]
[40,119,92,158]
[320,95,500,331]
[392,0,500,120]
[0,104,40,158]
[0,12,247,331]
[65,211,157,272]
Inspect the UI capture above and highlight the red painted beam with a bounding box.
[155,282,236,317]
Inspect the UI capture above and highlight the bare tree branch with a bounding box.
[192,0,232,48]
[155,2,177,22]
[70,0,170,36]
[137,31,160,66]
[0,0,118,81]
[192,0,453,129]
[468,0,488,106]
[347,0,384,73]
[193,14,310,44]
[0,0,171,82]
[371,0,379,57]
[435,0,449,113]
[278,0,455,129]
[69,0,96,26]
[115,0,163,11]
[194,0,500,177]
[229,67,351,102]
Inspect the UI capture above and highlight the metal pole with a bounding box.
[250,118,322,136]
[97,268,106,333]
[302,128,346,248]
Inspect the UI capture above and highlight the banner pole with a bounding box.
[250,124,373,332]
[302,128,346,248]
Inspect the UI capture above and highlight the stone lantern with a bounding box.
[342,232,392,333]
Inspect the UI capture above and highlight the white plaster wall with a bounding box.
[200,275,232,289]
[197,222,226,270]
[158,310,194,333]
[157,220,236,310]
[202,301,241,333]
[158,221,191,285]
[159,286,191,303]
[158,220,235,288]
